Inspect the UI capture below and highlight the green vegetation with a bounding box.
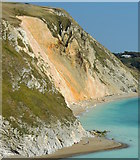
[2,39,75,134]
[28,44,33,53]
[2,2,138,136]
[114,51,140,71]
[2,2,75,39]
[91,41,110,67]
[17,38,25,47]
[114,51,140,79]
[2,3,79,134]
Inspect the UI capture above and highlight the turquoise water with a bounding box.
[74,97,139,158]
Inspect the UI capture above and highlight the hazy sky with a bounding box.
[31,2,138,53]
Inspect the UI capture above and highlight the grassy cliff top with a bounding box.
[2,2,80,38]
[2,2,77,134]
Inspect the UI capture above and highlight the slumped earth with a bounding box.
[1,2,138,158]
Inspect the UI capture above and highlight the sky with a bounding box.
[30,2,138,53]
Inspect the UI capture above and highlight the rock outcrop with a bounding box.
[0,116,90,157]
[1,2,138,158]
[16,15,138,104]
[2,3,138,105]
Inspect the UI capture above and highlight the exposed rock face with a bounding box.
[1,17,91,157]
[2,3,138,105]
[1,2,138,158]
[0,116,89,157]
[16,15,138,104]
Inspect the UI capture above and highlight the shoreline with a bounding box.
[38,93,136,159]
[7,137,128,159]
[6,93,137,159]
[70,92,138,116]
[37,136,128,159]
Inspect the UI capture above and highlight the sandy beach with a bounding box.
[5,137,127,159]
[70,92,138,116]
[39,93,137,159]
[37,136,127,159]
[6,137,128,160]
[37,93,137,159]
[5,93,137,160]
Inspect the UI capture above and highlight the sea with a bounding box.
[73,97,139,158]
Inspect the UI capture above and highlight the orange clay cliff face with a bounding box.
[17,16,108,104]
[16,14,137,105]
[1,3,138,158]
[3,3,137,106]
